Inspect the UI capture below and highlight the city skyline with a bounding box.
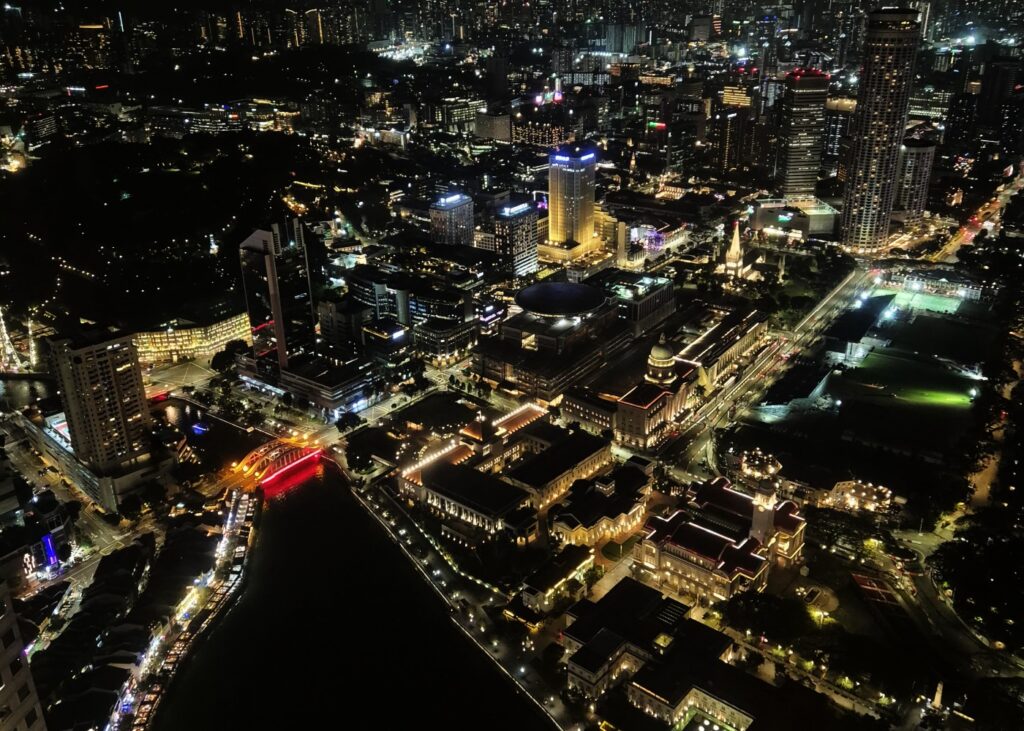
[0,2,1022,730]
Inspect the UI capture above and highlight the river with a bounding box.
[0,378,53,411]
[152,464,549,730]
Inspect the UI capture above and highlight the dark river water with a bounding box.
[0,378,53,411]
[151,405,547,730]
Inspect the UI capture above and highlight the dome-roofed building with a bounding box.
[514,281,607,319]
[645,333,678,386]
[475,280,630,402]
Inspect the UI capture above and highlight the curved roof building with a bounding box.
[514,282,607,318]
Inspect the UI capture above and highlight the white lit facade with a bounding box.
[840,9,920,253]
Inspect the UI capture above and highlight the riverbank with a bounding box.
[117,489,262,730]
[347,478,563,729]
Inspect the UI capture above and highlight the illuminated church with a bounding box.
[718,221,764,281]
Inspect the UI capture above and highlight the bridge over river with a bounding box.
[231,438,323,490]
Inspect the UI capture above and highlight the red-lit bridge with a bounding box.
[232,439,322,489]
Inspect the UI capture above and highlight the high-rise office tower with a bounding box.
[548,146,597,246]
[978,58,1020,127]
[0,582,46,730]
[485,46,509,102]
[239,222,319,369]
[493,203,539,277]
[429,193,474,246]
[753,14,780,113]
[840,8,920,253]
[709,107,752,172]
[304,8,325,44]
[1000,87,1024,158]
[776,68,829,198]
[895,139,936,221]
[944,92,977,148]
[824,97,857,175]
[50,333,152,476]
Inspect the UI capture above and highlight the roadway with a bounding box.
[893,528,1024,678]
[656,266,872,478]
[928,173,1024,263]
[0,422,155,610]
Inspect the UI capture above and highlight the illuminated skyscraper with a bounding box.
[895,138,936,222]
[824,97,856,175]
[840,8,920,253]
[50,332,152,477]
[776,68,829,198]
[429,192,474,246]
[239,222,319,369]
[493,203,539,277]
[548,146,596,246]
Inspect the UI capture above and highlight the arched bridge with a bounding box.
[232,439,322,488]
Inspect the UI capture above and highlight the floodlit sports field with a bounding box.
[824,349,975,450]
[830,351,974,409]
[871,288,962,315]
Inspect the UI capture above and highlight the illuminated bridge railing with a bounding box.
[233,440,284,474]
[232,440,322,486]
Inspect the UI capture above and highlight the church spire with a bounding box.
[725,220,743,275]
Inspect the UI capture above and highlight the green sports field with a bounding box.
[825,349,976,449]
[871,288,963,315]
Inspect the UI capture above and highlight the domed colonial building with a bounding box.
[645,333,678,386]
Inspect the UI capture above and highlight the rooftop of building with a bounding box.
[398,392,478,434]
[690,476,805,536]
[431,192,472,210]
[281,353,375,388]
[642,510,767,579]
[460,403,548,443]
[564,386,620,413]
[521,419,571,446]
[549,465,649,531]
[133,293,246,331]
[550,145,597,164]
[786,67,829,80]
[755,196,839,216]
[570,627,628,673]
[514,281,608,318]
[584,268,672,302]
[522,544,593,595]
[618,382,670,410]
[631,646,808,725]
[50,326,130,351]
[564,577,690,651]
[498,201,536,218]
[677,308,767,368]
[823,294,895,344]
[475,319,630,379]
[498,308,603,340]
[419,462,528,518]
[507,430,608,489]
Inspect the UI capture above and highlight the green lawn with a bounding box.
[825,349,975,450]
[841,351,974,405]
[885,315,997,365]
